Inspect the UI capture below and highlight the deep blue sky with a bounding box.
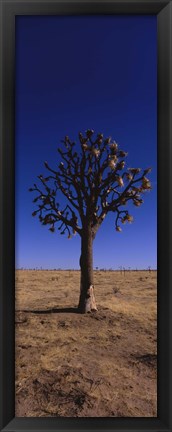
[15,15,157,270]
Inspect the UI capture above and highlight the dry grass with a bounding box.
[15,270,157,417]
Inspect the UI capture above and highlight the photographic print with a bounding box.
[15,15,157,417]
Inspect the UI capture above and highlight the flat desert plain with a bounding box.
[15,269,157,417]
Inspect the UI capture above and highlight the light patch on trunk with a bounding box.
[85,285,98,313]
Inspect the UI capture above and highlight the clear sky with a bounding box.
[15,15,157,270]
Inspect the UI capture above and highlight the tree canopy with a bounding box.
[29,129,151,238]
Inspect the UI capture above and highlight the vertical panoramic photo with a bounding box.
[15,15,157,417]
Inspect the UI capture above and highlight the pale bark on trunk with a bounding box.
[78,227,97,313]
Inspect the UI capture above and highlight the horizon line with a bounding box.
[15,267,157,271]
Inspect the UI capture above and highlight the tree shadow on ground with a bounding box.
[21,307,79,314]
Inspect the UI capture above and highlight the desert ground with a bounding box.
[15,269,157,417]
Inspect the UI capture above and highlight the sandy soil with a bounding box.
[15,270,157,417]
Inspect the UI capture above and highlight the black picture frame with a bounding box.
[0,0,171,431]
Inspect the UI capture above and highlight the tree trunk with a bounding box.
[78,227,97,313]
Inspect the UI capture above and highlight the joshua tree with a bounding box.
[29,129,152,313]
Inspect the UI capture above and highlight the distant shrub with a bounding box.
[51,276,59,281]
[113,287,120,295]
